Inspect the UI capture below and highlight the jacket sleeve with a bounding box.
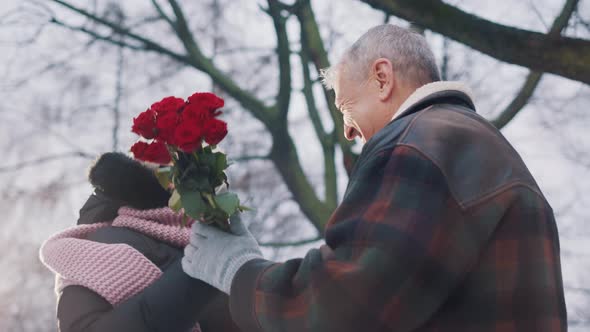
[57,258,240,332]
[229,145,499,332]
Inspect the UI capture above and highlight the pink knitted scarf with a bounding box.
[39,207,200,331]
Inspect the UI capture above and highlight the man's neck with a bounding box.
[388,83,419,120]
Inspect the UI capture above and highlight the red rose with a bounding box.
[131,140,171,164]
[131,109,157,139]
[130,141,149,158]
[182,103,212,124]
[150,96,185,115]
[203,118,228,146]
[156,111,180,143]
[174,122,203,152]
[187,92,224,112]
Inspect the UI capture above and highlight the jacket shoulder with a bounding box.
[398,104,543,208]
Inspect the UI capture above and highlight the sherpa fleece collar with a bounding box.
[391,81,475,122]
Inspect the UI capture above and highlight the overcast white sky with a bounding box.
[0,0,589,330]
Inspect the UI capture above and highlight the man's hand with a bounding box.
[182,216,263,294]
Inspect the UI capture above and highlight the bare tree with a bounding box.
[0,0,588,328]
[27,0,581,233]
[360,0,590,84]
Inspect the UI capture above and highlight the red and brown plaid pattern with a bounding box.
[229,97,567,332]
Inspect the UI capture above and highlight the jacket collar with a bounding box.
[391,81,475,122]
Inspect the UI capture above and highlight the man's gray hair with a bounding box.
[321,24,440,89]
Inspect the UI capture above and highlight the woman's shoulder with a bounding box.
[87,226,182,270]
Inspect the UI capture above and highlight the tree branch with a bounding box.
[150,0,176,29]
[112,36,124,151]
[565,286,590,296]
[491,71,542,129]
[126,15,165,30]
[49,17,145,50]
[49,0,275,126]
[7,37,97,89]
[232,154,271,163]
[300,52,328,142]
[577,12,590,31]
[360,0,590,84]
[214,46,272,56]
[165,0,275,125]
[269,133,333,232]
[266,0,292,119]
[440,38,450,80]
[166,0,329,230]
[49,1,191,63]
[0,151,93,173]
[49,0,331,233]
[300,48,337,208]
[259,236,322,247]
[292,0,359,175]
[491,0,579,129]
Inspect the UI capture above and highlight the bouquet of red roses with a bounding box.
[130,92,245,231]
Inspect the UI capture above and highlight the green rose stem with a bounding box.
[159,144,237,231]
[203,192,217,208]
[191,147,231,231]
[193,149,216,208]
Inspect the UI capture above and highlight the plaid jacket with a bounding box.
[229,90,567,332]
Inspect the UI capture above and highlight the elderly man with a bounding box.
[182,24,567,331]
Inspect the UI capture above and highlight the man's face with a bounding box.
[333,68,388,144]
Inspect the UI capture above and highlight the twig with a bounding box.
[150,0,176,28]
[112,35,124,151]
[259,236,322,247]
[48,0,191,64]
[50,17,144,50]
[5,38,97,89]
[232,155,270,163]
[528,0,549,30]
[0,151,93,173]
[491,0,579,129]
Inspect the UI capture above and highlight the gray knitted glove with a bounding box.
[182,215,263,294]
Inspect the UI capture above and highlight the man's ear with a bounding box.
[372,58,395,101]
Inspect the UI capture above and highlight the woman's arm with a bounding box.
[56,226,241,332]
[57,258,240,332]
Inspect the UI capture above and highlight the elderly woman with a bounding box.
[181,24,567,331]
[40,153,240,332]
